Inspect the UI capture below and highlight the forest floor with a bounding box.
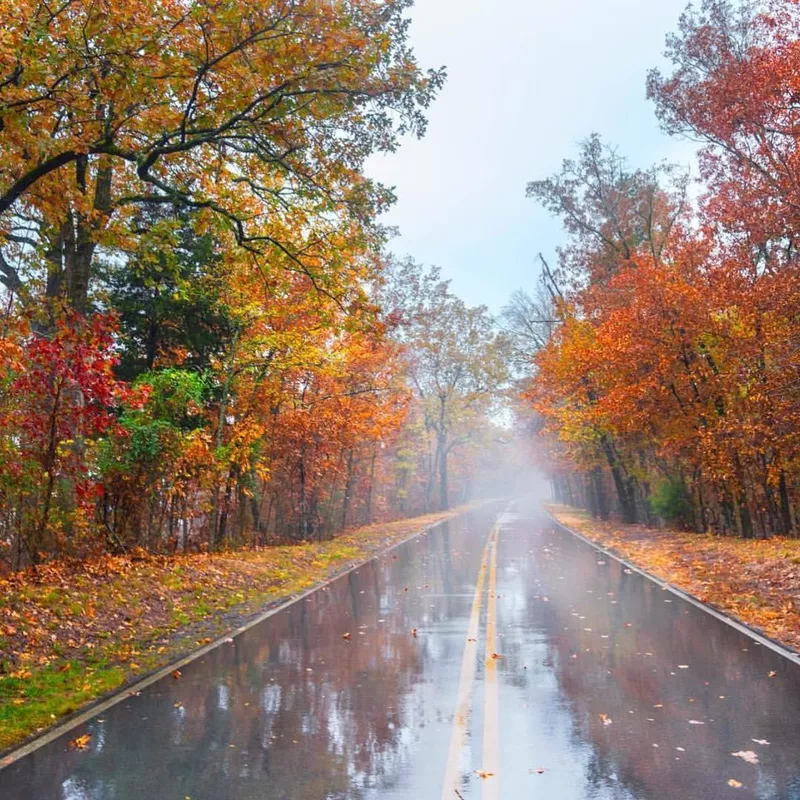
[0,506,478,752]
[550,504,800,656]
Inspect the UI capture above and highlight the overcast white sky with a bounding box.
[366,0,698,312]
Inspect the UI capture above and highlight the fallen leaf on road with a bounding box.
[727,779,743,788]
[342,632,351,640]
[768,671,776,677]
[732,750,759,764]
[171,670,182,679]
[475,771,495,779]
[599,713,612,726]
[70,734,91,750]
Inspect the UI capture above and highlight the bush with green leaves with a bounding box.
[649,477,694,529]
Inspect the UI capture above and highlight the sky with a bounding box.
[366,0,698,313]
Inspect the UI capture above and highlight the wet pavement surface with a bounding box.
[2,504,800,799]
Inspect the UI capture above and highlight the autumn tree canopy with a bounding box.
[0,0,532,571]
[0,0,443,311]
[519,0,800,539]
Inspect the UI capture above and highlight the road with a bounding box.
[3,503,800,799]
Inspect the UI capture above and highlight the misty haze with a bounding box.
[1,1,799,799]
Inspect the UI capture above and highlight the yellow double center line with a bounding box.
[440,521,501,799]
[482,528,500,799]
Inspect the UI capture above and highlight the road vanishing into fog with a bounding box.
[3,503,800,799]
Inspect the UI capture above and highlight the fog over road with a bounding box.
[3,504,800,799]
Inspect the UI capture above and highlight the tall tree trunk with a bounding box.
[439,434,449,511]
[341,449,355,531]
[590,466,610,520]
[298,455,308,540]
[364,450,377,525]
[779,472,794,537]
[33,378,64,564]
[209,330,239,549]
[599,435,637,523]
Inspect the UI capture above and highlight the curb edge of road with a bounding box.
[547,512,800,668]
[0,506,498,771]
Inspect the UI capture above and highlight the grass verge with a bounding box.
[550,504,800,655]
[0,506,476,752]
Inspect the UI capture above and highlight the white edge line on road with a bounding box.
[548,512,800,667]
[0,509,487,771]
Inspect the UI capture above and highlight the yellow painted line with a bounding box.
[440,525,494,800]
[481,526,500,799]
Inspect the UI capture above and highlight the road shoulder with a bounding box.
[550,504,800,659]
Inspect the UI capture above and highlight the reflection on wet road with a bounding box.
[3,505,800,799]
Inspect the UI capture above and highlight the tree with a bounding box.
[103,208,234,380]
[0,310,135,562]
[500,278,557,373]
[526,134,688,286]
[0,0,444,311]
[0,0,454,565]
[380,258,510,510]
[647,0,800,255]
[525,137,690,523]
[643,0,800,536]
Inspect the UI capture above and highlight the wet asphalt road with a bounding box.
[2,504,800,799]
